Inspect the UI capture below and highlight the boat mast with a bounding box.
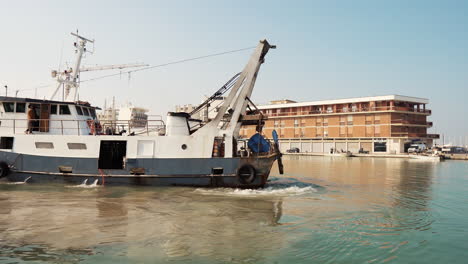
[50,32,94,101]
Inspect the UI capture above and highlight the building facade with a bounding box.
[240,95,439,154]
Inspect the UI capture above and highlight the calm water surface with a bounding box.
[1,157,468,263]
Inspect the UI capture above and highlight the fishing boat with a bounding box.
[0,32,283,188]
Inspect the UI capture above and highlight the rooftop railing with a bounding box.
[266,106,431,117]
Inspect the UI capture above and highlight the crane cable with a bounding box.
[80,46,256,83]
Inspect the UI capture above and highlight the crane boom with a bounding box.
[80,63,149,72]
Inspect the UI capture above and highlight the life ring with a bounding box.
[237,164,256,184]
[0,162,10,178]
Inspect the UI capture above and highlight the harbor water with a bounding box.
[1,156,468,263]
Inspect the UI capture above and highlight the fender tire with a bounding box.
[237,164,256,185]
[0,162,10,178]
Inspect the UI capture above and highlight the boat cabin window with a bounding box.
[35,142,54,149]
[16,103,26,113]
[59,105,71,115]
[67,143,87,150]
[76,106,83,115]
[0,137,14,149]
[83,107,90,116]
[90,108,96,118]
[3,102,14,112]
[50,104,58,115]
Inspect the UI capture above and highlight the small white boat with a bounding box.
[325,152,353,157]
[409,154,443,162]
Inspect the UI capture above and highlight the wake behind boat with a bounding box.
[0,32,283,188]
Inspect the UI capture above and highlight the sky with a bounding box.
[0,0,467,144]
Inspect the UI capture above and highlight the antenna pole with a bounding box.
[4,85,7,97]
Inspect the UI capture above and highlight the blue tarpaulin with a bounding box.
[248,133,270,153]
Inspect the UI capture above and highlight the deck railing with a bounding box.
[0,118,166,136]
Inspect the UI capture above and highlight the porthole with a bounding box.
[181,144,187,150]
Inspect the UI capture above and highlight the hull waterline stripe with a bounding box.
[12,170,237,178]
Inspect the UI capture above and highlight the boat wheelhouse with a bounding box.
[0,32,282,188]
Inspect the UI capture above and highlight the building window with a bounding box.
[340,116,346,126]
[3,102,14,112]
[326,106,333,113]
[375,115,381,124]
[59,105,71,115]
[375,125,381,136]
[16,103,26,113]
[365,115,372,125]
[351,104,357,112]
[366,126,373,137]
[343,106,348,113]
[294,119,299,127]
[348,126,353,136]
[323,118,328,126]
[317,127,322,136]
[339,126,346,137]
[274,120,280,128]
[324,128,328,137]
[347,115,353,125]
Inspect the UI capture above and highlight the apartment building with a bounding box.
[240,95,439,154]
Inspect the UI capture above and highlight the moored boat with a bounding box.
[0,32,282,188]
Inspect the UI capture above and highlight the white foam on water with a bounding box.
[67,179,100,188]
[194,185,316,197]
[5,176,32,185]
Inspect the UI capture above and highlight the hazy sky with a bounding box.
[0,0,467,144]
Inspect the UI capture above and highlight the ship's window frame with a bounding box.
[16,103,26,113]
[67,143,87,150]
[59,105,71,115]
[3,102,15,113]
[35,142,54,149]
[82,107,90,116]
[0,137,14,149]
[90,108,97,118]
[50,104,58,115]
[76,106,83,115]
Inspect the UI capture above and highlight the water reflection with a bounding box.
[0,185,289,263]
[1,157,456,264]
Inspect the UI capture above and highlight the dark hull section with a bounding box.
[0,151,276,188]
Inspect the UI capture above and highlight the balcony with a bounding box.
[391,119,433,127]
[391,132,439,139]
[266,106,431,117]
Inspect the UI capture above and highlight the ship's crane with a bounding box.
[79,63,149,72]
[50,32,148,102]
